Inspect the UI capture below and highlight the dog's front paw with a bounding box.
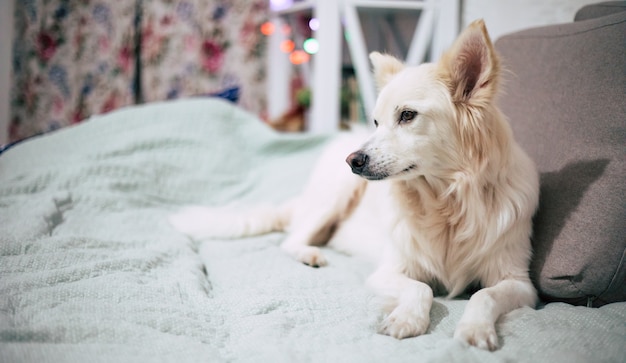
[454,322,498,351]
[292,245,328,268]
[379,308,429,339]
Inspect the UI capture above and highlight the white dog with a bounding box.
[170,20,539,351]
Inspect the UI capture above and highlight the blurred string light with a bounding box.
[280,39,295,53]
[269,0,293,12]
[261,8,319,63]
[281,24,292,35]
[260,22,275,35]
[259,21,291,36]
[289,50,309,65]
[303,38,319,54]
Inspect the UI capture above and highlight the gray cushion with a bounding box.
[494,10,626,307]
[574,1,626,21]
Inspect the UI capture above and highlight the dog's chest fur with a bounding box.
[391,178,492,297]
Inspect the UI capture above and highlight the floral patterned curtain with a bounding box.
[140,0,268,114]
[10,0,269,143]
[10,0,137,142]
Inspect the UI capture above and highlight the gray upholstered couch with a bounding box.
[495,1,626,307]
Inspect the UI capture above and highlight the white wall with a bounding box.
[462,0,598,41]
[0,0,14,145]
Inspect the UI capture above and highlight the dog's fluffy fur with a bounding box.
[170,20,540,351]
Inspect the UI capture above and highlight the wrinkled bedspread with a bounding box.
[1,99,624,363]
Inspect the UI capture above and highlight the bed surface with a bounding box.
[1,99,624,362]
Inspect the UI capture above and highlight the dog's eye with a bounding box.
[374,120,379,127]
[399,110,417,124]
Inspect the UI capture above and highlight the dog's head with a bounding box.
[347,20,504,181]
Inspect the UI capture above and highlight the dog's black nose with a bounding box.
[346,151,369,174]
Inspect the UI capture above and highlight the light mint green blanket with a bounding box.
[1,99,624,363]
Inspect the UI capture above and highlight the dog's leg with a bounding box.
[279,133,369,267]
[367,262,434,339]
[454,278,536,350]
[279,207,336,267]
[280,173,366,267]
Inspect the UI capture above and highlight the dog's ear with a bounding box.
[370,52,404,91]
[439,19,499,105]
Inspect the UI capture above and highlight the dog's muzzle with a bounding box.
[346,151,369,175]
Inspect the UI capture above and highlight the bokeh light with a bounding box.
[269,0,293,12]
[289,50,310,64]
[303,38,319,54]
[308,17,319,31]
[260,21,275,36]
[282,24,292,35]
[280,39,295,53]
